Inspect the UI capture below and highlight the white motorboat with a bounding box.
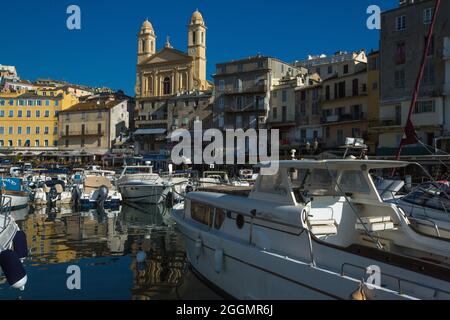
[0,195,28,290]
[31,179,73,207]
[116,165,169,204]
[79,175,122,210]
[172,160,450,300]
[0,177,29,210]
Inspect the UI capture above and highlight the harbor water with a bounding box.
[0,204,221,300]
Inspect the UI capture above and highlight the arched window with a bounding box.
[192,31,196,45]
[201,32,204,44]
[141,40,146,52]
[163,77,171,95]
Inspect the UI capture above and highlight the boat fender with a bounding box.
[194,238,202,258]
[350,282,367,300]
[0,250,27,290]
[13,231,28,262]
[214,249,224,273]
[136,250,147,263]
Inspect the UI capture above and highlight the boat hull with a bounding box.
[3,192,29,210]
[172,207,450,300]
[118,184,168,204]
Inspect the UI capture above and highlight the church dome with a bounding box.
[190,10,204,25]
[141,19,154,32]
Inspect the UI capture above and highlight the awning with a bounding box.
[134,128,167,136]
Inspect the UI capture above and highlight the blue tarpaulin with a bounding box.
[0,177,23,191]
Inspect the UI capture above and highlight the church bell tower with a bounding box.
[188,10,207,89]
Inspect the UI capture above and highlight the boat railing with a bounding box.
[341,262,450,298]
[407,216,443,237]
[0,195,12,229]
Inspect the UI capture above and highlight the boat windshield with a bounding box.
[289,168,371,199]
[403,183,450,212]
[124,167,153,174]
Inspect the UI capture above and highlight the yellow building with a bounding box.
[0,88,78,153]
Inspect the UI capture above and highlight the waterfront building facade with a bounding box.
[378,0,450,155]
[58,98,129,157]
[0,89,79,154]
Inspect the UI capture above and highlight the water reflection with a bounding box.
[0,204,221,300]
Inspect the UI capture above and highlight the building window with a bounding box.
[312,102,319,115]
[236,96,243,110]
[0,99,4,106]
[338,81,346,98]
[97,111,102,119]
[35,140,40,147]
[8,110,13,117]
[98,123,102,134]
[44,126,49,135]
[8,140,13,147]
[300,103,306,116]
[218,96,224,108]
[337,129,344,144]
[25,140,30,147]
[163,77,171,95]
[17,139,22,147]
[36,110,40,118]
[424,8,434,24]
[0,110,3,117]
[282,90,287,102]
[55,100,59,107]
[218,80,225,91]
[0,127,4,134]
[26,110,31,118]
[27,100,33,106]
[343,64,349,74]
[325,86,330,101]
[423,61,435,85]
[8,127,13,134]
[396,15,406,31]
[352,79,359,96]
[81,124,85,135]
[54,126,58,134]
[395,70,405,88]
[273,107,278,120]
[37,100,42,106]
[415,100,435,114]
[35,126,40,134]
[45,100,50,106]
[26,127,31,134]
[192,31,196,44]
[425,35,435,55]
[328,66,333,74]
[44,140,49,147]
[237,64,243,72]
[395,42,406,65]
[17,127,22,134]
[18,110,22,118]
[44,110,50,117]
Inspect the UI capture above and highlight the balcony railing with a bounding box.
[321,113,365,124]
[61,130,105,137]
[223,84,267,95]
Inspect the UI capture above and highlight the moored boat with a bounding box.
[172,160,450,300]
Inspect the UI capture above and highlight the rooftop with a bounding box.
[59,99,126,113]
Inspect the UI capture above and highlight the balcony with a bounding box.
[61,130,105,138]
[223,84,267,95]
[135,118,168,127]
[322,113,365,124]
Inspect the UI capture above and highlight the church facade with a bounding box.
[134,10,213,156]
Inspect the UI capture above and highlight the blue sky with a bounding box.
[0,0,398,95]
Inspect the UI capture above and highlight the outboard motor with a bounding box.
[97,185,109,209]
[185,185,194,194]
[13,231,28,262]
[0,250,27,290]
[165,192,174,208]
[48,187,58,204]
